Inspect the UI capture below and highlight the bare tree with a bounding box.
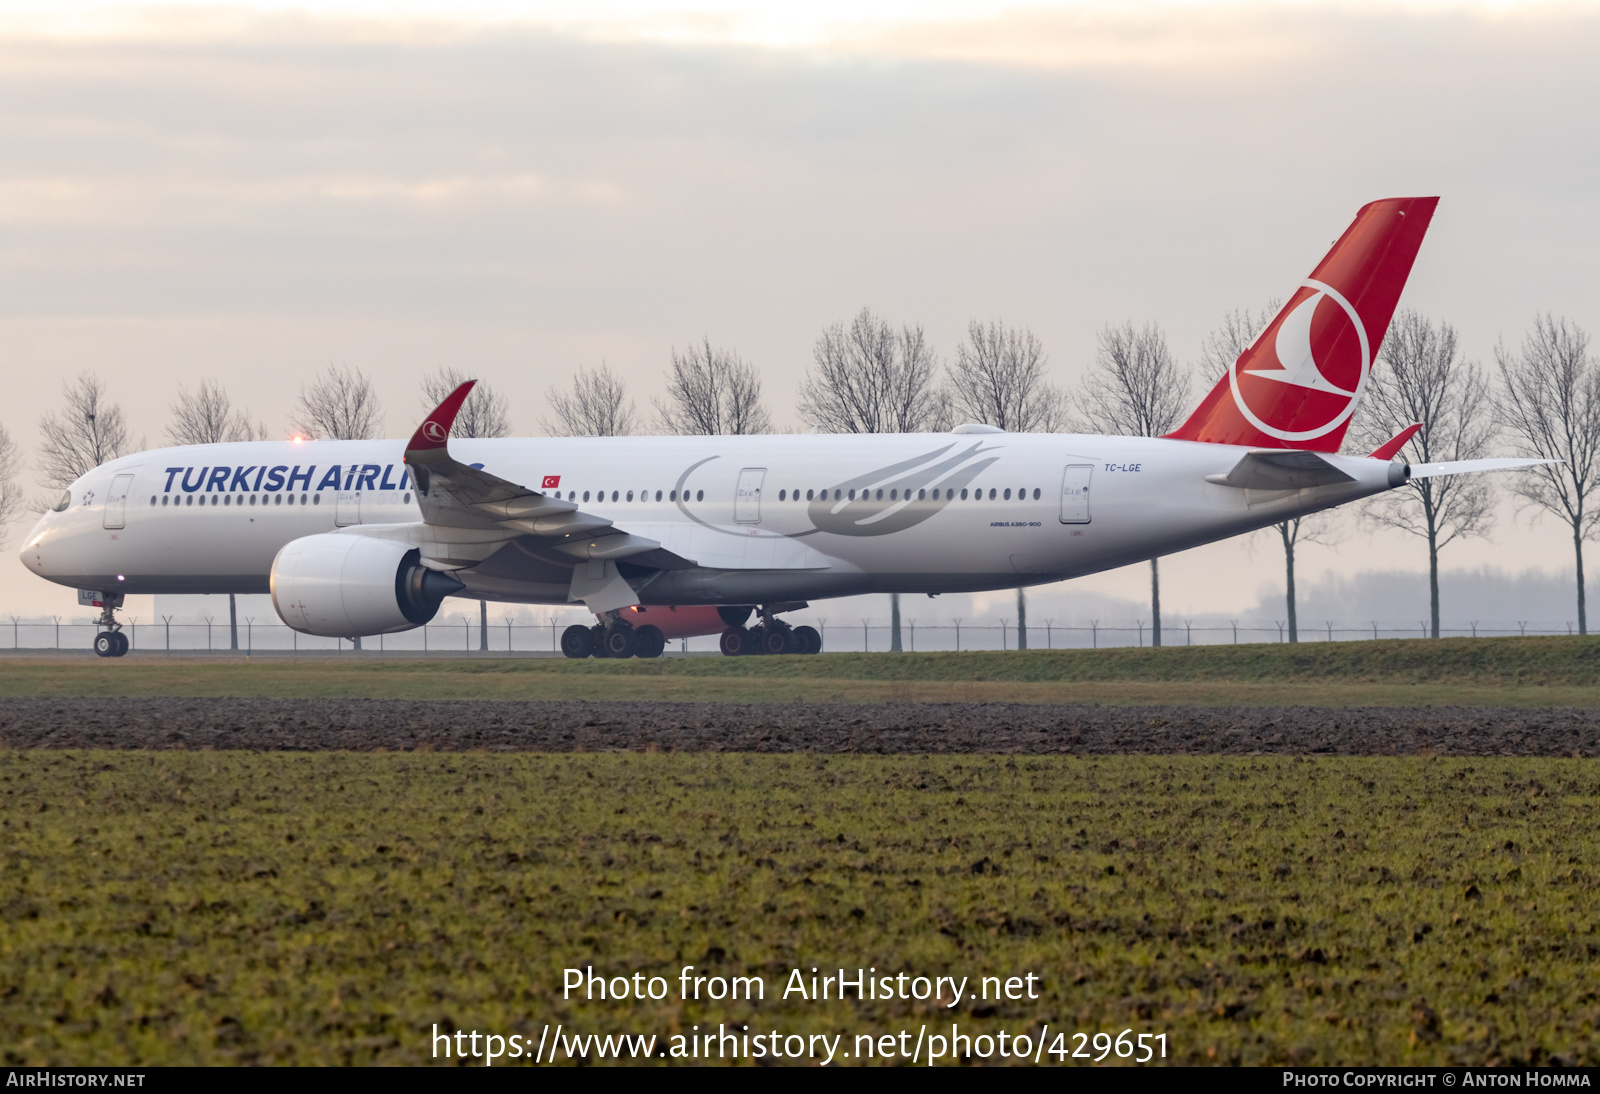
[1074,321,1189,647]
[947,319,1066,432]
[655,338,773,435]
[799,308,945,435]
[422,366,511,439]
[166,379,269,446]
[1077,321,1190,438]
[1201,301,1338,642]
[0,422,21,547]
[1351,311,1496,638]
[291,364,382,440]
[1495,315,1600,635]
[37,373,131,490]
[542,363,636,437]
[1274,516,1343,644]
[801,308,946,651]
[1197,300,1281,381]
[164,380,268,650]
[946,319,1064,648]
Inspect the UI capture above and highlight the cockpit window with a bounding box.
[50,491,71,512]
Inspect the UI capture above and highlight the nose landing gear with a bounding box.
[92,593,129,658]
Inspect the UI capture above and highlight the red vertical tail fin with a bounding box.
[1166,196,1438,452]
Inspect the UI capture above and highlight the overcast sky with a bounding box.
[3,1,1598,622]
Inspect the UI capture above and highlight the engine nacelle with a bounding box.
[270,533,464,638]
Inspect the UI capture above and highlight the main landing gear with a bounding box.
[92,593,129,658]
[719,606,821,657]
[560,615,666,660]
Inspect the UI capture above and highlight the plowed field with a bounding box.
[3,697,1598,755]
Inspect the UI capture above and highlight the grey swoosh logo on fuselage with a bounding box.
[670,441,1002,542]
[804,441,1001,536]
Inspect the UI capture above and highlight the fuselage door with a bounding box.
[1059,464,1092,524]
[735,468,766,524]
[335,490,361,527]
[103,474,134,530]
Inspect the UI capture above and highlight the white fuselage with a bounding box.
[20,432,1399,608]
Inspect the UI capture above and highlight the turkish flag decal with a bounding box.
[541,475,561,489]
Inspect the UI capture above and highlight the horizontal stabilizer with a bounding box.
[1408,457,1557,479]
[1205,449,1357,491]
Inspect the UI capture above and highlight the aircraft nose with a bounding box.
[20,518,53,575]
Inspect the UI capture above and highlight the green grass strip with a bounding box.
[3,751,1596,1065]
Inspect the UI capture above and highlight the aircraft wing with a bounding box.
[404,379,694,555]
[1204,449,1356,490]
[400,382,832,610]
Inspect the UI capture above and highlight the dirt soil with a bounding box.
[4,697,1599,755]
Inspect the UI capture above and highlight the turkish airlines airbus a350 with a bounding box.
[21,196,1543,658]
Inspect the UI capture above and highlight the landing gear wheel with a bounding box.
[112,631,129,656]
[634,625,666,659]
[601,626,639,659]
[761,626,793,656]
[792,625,822,655]
[589,624,610,657]
[560,624,594,659]
[94,632,116,658]
[719,627,752,657]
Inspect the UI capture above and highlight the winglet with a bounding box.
[406,381,476,459]
[1369,423,1422,461]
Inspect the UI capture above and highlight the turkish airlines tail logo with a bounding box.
[1251,287,1359,397]
[1227,279,1369,443]
[1167,196,1438,453]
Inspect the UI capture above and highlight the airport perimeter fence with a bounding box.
[0,614,1589,655]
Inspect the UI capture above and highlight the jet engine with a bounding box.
[270,533,463,638]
